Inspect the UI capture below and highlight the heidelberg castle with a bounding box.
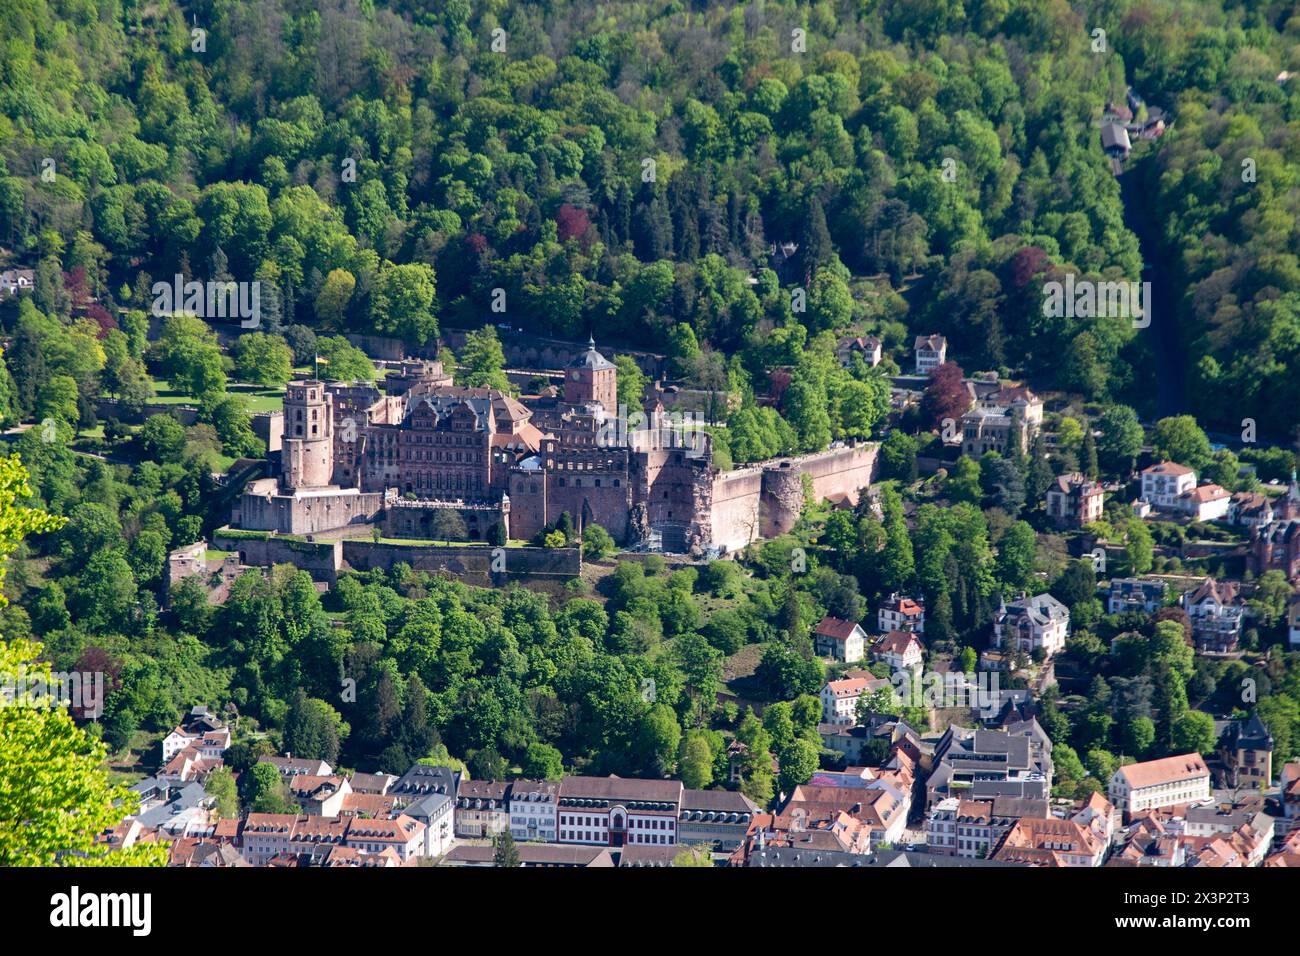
[231,338,878,555]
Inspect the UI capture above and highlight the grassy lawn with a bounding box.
[147,377,285,414]
[147,377,194,405]
[227,382,286,413]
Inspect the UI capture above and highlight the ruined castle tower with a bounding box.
[564,336,617,410]
[760,461,805,538]
[282,380,335,489]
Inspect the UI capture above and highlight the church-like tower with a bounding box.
[564,336,618,410]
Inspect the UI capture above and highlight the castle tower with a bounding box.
[282,380,334,488]
[760,461,805,539]
[564,336,618,410]
[1279,469,1300,521]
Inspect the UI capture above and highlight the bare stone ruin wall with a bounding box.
[236,489,385,535]
[709,467,765,554]
[212,533,343,584]
[708,443,878,554]
[341,540,581,585]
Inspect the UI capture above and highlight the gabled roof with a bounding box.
[814,616,863,641]
[873,631,922,657]
[1142,461,1195,477]
[1115,753,1209,790]
[1184,578,1240,608]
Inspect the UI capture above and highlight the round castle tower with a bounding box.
[760,461,805,539]
[282,380,334,488]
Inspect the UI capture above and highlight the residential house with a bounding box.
[1108,753,1212,816]
[1182,578,1246,653]
[258,755,334,778]
[961,385,1043,457]
[289,775,353,816]
[1217,714,1273,789]
[239,814,349,866]
[993,593,1070,658]
[1109,811,1185,867]
[1185,820,1272,868]
[402,791,455,858]
[842,336,882,368]
[169,840,249,868]
[818,716,926,767]
[927,795,1049,858]
[343,815,426,862]
[1072,791,1118,853]
[321,845,402,868]
[991,816,1107,867]
[1184,803,1274,867]
[1229,491,1274,527]
[1250,516,1300,581]
[455,779,511,838]
[1100,122,1131,159]
[1174,483,1232,522]
[509,779,559,843]
[820,674,890,726]
[870,630,923,674]
[161,706,231,762]
[1265,829,1300,868]
[346,772,396,795]
[813,616,867,663]
[1045,473,1105,528]
[914,334,947,375]
[877,593,924,634]
[1107,577,1168,615]
[158,745,224,786]
[1140,462,1197,510]
[389,763,461,806]
[0,268,34,299]
[780,782,909,848]
[129,779,214,840]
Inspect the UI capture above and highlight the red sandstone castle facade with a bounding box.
[232,338,878,554]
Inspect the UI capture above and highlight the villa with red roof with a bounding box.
[878,592,925,634]
[813,616,867,663]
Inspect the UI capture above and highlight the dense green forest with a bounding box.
[1,0,1300,806]
[4,0,1294,435]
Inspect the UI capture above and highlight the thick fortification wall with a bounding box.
[707,443,877,553]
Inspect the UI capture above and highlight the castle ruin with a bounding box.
[229,339,878,555]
